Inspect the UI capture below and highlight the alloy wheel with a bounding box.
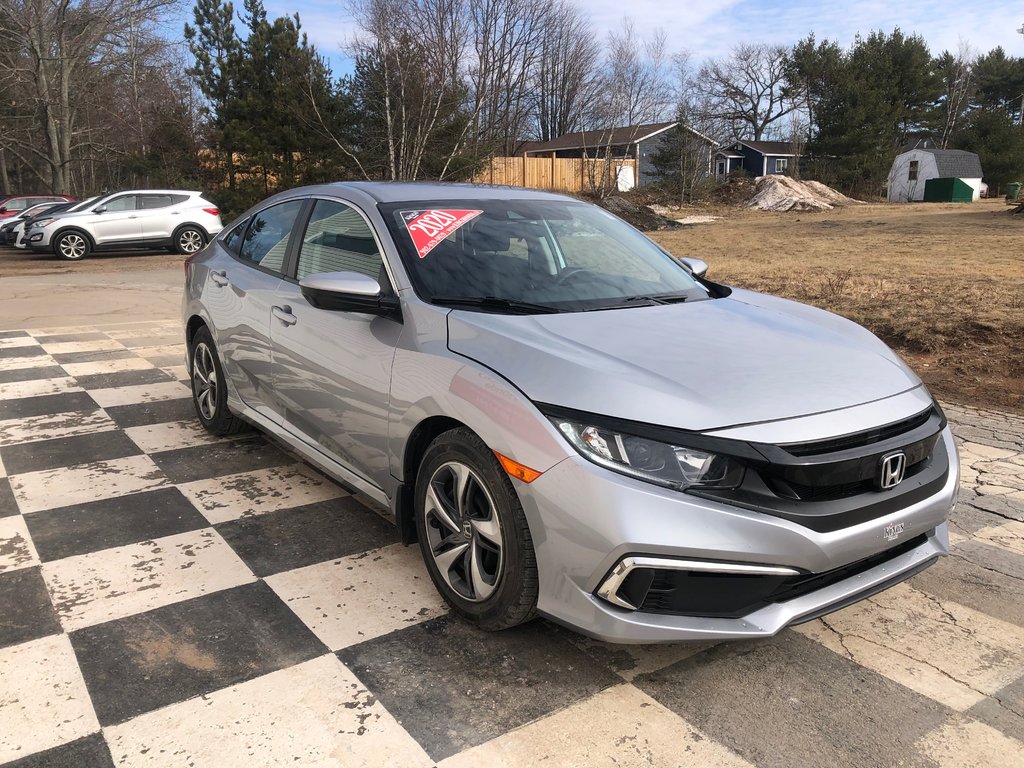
[423,461,504,602]
[179,229,204,254]
[191,342,218,420]
[58,233,87,259]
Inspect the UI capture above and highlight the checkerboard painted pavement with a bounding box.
[1,320,1023,767]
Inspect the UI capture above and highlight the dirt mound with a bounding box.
[597,196,683,230]
[745,176,860,212]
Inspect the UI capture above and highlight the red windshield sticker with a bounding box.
[402,209,483,258]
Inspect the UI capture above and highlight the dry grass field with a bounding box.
[650,198,1024,414]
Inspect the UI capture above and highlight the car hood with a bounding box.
[445,289,922,432]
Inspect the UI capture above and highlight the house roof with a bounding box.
[921,149,983,179]
[520,121,714,154]
[725,140,798,157]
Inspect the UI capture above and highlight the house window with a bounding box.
[775,158,788,173]
[909,160,919,181]
[717,161,726,176]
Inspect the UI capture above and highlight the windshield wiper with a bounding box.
[584,293,690,311]
[431,296,561,314]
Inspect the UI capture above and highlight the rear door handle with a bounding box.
[272,305,297,326]
[210,270,229,287]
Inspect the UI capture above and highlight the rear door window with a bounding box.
[139,195,174,210]
[239,200,304,274]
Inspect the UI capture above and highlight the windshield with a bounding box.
[379,199,710,312]
[66,196,98,212]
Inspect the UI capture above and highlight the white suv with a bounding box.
[26,190,223,260]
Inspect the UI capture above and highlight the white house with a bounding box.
[887,148,983,202]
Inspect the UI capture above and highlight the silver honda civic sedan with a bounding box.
[182,182,958,643]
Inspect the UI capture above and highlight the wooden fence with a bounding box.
[472,155,637,193]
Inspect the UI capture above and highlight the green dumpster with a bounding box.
[923,177,974,203]
[1007,182,1022,201]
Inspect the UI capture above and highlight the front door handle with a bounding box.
[272,305,297,326]
[210,270,229,287]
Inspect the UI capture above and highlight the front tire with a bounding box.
[54,231,90,260]
[415,428,538,631]
[174,226,206,255]
[189,327,247,435]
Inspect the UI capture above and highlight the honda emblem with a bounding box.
[878,451,907,490]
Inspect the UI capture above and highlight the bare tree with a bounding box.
[0,0,178,192]
[698,42,802,141]
[531,0,599,141]
[348,0,469,180]
[935,41,974,148]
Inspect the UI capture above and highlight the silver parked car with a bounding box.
[27,189,223,259]
[183,183,958,643]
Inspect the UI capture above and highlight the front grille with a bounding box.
[616,534,930,618]
[772,457,930,502]
[780,407,937,457]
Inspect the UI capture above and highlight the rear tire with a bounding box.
[189,326,248,435]
[174,226,206,255]
[414,428,538,631]
[54,230,90,261]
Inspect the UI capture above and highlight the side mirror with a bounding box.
[0,207,7,214]
[680,257,709,277]
[299,271,402,321]
[93,206,106,214]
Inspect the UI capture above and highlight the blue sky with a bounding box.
[172,0,1024,76]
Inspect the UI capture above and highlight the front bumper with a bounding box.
[518,426,958,643]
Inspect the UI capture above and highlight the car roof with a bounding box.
[103,189,202,196]
[307,181,578,204]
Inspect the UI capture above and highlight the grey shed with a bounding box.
[924,149,983,178]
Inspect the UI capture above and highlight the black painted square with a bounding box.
[0,345,45,360]
[25,488,209,562]
[0,567,62,649]
[0,430,140,475]
[0,478,17,518]
[71,367,174,391]
[632,631,950,768]
[71,581,326,725]
[0,330,30,340]
[217,497,395,577]
[150,437,289,484]
[140,354,184,367]
[1,734,114,768]
[913,545,1024,628]
[49,349,135,365]
[338,616,620,761]
[0,365,65,385]
[0,391,98,421]
[104,398,195,428]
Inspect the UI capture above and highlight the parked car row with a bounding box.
[0,189,223,259]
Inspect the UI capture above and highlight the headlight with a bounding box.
[550,417,744,491]
[31,218,54,229]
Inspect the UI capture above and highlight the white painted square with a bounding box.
[178,463,347,524]
[24,325,99,336]
[439,683,753,768]
[10,454,170,514]
[104,655,432,768]
[0,354,56,373]
[42,528,255,631]
[87,381,191,409]
[123,420,233,454]
[0,336,37,349]
[39,338,126,355]
[796,582,1024,711]
[267,544,446,650]
[0,634,100,763]
[160,365,189,381]
[916,716,1024,768]
[972,521,1024,556]
[133,344,187,361]
[0,410,116,448]
[62,357,155,377]
[0,376,81,400]
[0,516,38,574]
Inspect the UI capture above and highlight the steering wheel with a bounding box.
[552,267,597,287]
